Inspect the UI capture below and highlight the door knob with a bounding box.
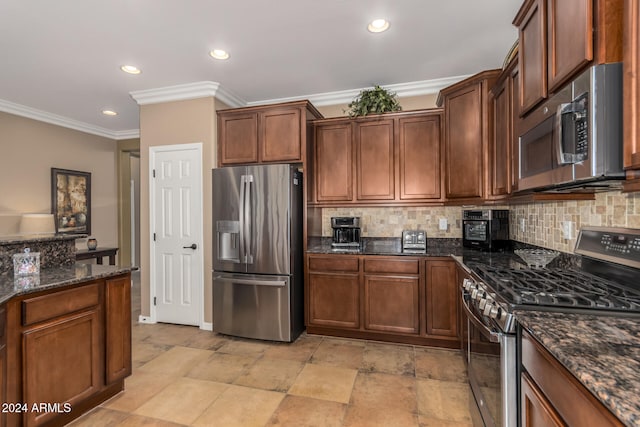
[183,243,197,250]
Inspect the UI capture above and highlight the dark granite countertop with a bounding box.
[306,236,463,257]
[0,234,83,245]
[0,263,135,305]
[516,311,640,427]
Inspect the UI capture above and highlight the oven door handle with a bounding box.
[461,293,501,343]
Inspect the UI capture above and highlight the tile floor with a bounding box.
[69,272,473,427]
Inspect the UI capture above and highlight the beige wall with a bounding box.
[315,93,439,118]
[0,112,119,249]
[138,97,216,324]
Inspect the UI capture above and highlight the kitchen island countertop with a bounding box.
[516,310,640,427]
[0,263,135,305]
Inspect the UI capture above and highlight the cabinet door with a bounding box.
[398,114,442,200]
[22,310,102,427]
[547,0,593,92]
[314,122,353,202]
[444,85,485,199]
[511,65,521,191]
[624,0,640,169]
[521,373,566,427]
[308,272,360,329]
[490,79,512,197]
[425,260,458,337]
[518,0,547,114]
[355,119,395,201]
[364,275,419,335]
[260,107,302,162]
[218,112,259,165]
[105,275,132,384]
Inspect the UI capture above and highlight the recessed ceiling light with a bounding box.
[209,49,230,60]
[102,109,118,116]
[120,65,141,74]
[368,18,390,33]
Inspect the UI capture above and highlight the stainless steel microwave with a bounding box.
[462,209,509,251]
[517,63,624,192]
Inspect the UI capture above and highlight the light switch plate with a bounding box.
[519,218,526,233]
[439,218,448,231]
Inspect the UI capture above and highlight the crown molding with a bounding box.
[0,99,138,140]
[246,75,472,107]
[129,81,246,107]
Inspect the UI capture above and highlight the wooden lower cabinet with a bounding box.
[521,330,624,427]
[521,372,566,427]
[5,273,132,427]
[306,254,458,347]
[22,310,102,427]
[425,260,458,338]
[0,305,6,427]
[308,271,360,329]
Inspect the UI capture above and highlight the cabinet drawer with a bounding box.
[364,258,419,275]
[521,330,623,427]
[22,283,100,326]
[308,256,359,272]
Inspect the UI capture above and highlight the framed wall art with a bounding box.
[51,168,91,235]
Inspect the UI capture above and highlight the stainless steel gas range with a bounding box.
[457,227,640,427]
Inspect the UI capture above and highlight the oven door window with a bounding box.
[465,221,489,242]
[463,294,502,427]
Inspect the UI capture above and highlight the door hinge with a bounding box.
[152,169,156,178]
[153,233,156,241]
[153,297,157,306]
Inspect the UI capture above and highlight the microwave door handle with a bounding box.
[461,291,500,343]
[555,102,585,165]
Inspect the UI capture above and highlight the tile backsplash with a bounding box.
[320,190,640,254]
[321,206,464,238]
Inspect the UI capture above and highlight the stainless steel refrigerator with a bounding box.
[212,164,304,342]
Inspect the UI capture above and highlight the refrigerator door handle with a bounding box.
[244,174,254,264]
[214,275,286,287]
[239,175,247,264]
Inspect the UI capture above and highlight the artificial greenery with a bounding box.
[346,85,402,117]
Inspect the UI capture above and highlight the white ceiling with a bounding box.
[0,0,520,139]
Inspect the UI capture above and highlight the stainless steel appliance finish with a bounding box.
[518,63,623,192]
[402,230,426,253]
[331,216,361,250]
[462,209,509,251]
[460,226,640,427]
[213,164,304,342]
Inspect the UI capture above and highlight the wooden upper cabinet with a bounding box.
[398,113,442,200]
[511,63,521,192]
[260,107,302,162]
[217,100,322,166]
[624,0,640,170]
[355,119,395,201]
[310,109,443,205]
[218,112,259,165]
[514,0,623,116]
[547,0,593,92]
[439,70,500,201]
[314,121,353,202]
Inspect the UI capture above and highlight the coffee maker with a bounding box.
[331,217,361,250]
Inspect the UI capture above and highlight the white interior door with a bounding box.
[150,143,203,326]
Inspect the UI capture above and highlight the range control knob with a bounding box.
[471,289,479,299]
[478,298,488,310]
[463,279,473,291]
[483,301,494,317]
[489,306,500,319]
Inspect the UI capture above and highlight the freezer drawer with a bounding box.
[213,272,293,342]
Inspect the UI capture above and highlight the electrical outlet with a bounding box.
[519,218,526,233]
[561,221,574,239]
[439,218,448,231]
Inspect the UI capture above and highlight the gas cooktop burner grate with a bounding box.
[468,263,640,311]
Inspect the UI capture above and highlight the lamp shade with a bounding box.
[19,214,55,235]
